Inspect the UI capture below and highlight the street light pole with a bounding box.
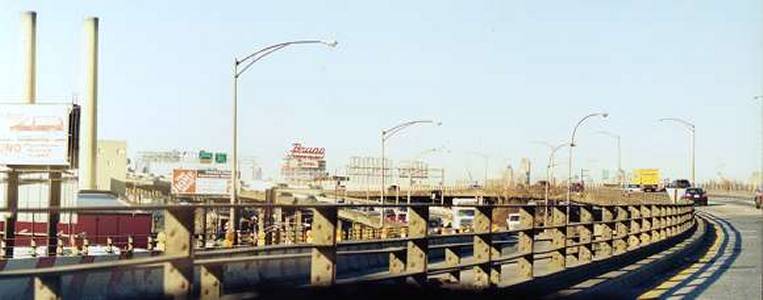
[467,152,490,189]
[567,113,609,204]
[596,131,622,186]
[533,142,568,203]
[229,39,337,240]
[231,60,239,240]
[484,157,488,189]
[533,141,567,225]
[755,96,763,189]
[407,147,447,204]
[691,128,695,185]
[659,118,696,185]
[380,120,441,203]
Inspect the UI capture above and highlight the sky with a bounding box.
[0,1,761,183]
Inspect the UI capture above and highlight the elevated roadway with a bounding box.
[240,189,402,228]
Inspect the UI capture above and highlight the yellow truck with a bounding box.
[632,169,660,192]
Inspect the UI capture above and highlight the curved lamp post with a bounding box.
[658,118,696,185]
[406,147,448,204]
[533,141,567,226]
[567,112,609,204]
[533,141,568,203]
[230,39,337,237]
[381,120,441,203]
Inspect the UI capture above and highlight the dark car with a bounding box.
[754,187,762,209]
[642,185,658,193]
[683,188,708,206]
[428,217,443,234]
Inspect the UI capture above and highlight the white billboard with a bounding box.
[0,104,74,166]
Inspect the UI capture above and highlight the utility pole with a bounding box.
[596,131,623,186]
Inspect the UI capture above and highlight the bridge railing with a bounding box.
[0,201,695,299]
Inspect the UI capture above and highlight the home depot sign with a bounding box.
[171,169,231,195]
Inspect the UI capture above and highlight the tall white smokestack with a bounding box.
[80,17,98,190]
[22,11,36,104]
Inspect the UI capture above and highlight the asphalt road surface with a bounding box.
[641,196,762,299]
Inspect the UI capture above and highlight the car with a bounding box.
[570,182,585,192]
[506,213,521,231]
[383,208,406,222]
[624,184,641,193]
[469,183,482,189]
[683,188,708,206]
[428,217,443,234]
[365,208,381,216]
[671,179,692,189]
[754,187,763,209]
[394,209,408,222]
[642,185,658,193]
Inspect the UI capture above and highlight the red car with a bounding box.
[683,188,708,206]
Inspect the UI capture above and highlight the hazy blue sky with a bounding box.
[0,1,761,183]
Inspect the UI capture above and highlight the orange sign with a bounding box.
[171,169,231,195]
[171,169,198,194]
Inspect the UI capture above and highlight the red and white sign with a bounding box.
[172,169,231,195]
[0,104,73,166]
[288,143,325,160]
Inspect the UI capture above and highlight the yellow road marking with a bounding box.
[638,218,724,299]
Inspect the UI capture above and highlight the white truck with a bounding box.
[451,198,477,230]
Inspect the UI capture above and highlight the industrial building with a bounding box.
[280,143,328,185]
[96,140,127,191]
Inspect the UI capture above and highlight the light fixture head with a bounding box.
[322,40,338,48]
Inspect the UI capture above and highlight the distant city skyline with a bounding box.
[0,1,761,183]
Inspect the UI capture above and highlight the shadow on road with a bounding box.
[645,213,741,298]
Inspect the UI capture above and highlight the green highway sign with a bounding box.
[199,150,213,163]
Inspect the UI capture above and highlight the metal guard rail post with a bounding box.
[0,201,696,299]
